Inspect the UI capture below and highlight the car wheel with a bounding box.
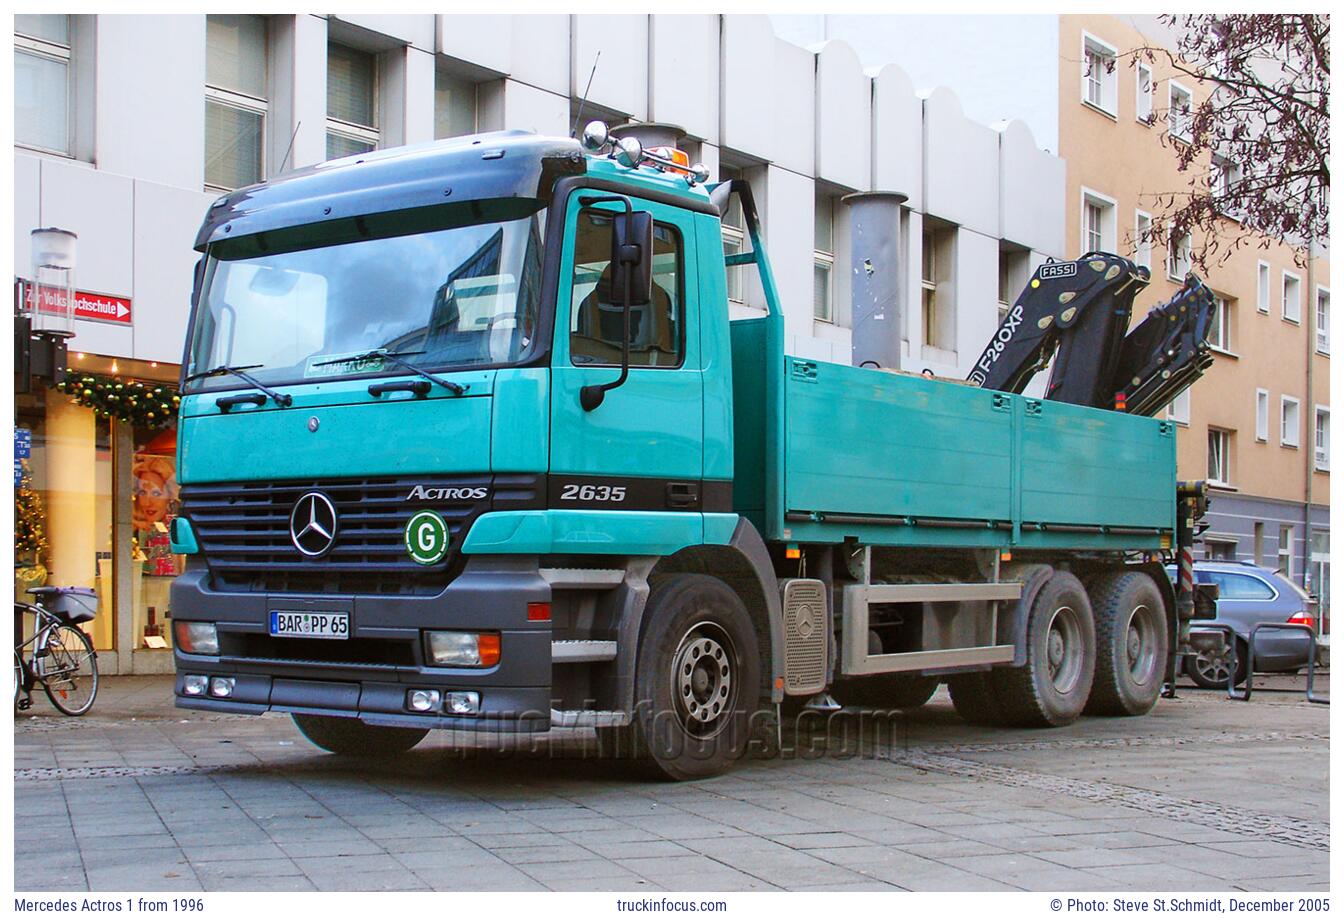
[1186,637,1248,689]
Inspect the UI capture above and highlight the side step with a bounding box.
[552,639,618,663]
[540,568,626,590]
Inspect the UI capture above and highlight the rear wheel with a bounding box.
[832,674,939,711]
[1186,637,1248,689]
[948,671,1008,725]
[291,713,428,756]
[1085,572,1169,716]
[628,574,761,781]
[41,625,98,716]
[990,571,1096,727]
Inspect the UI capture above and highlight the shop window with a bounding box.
[131,426,183,650]
[569,209,683,368]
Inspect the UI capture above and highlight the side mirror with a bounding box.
[609,210,653,307]
[581,208,653,412]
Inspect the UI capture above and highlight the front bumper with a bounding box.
[170,556,553,732]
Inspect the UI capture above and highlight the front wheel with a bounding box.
[41,624,98,716]
[291,713,428,756]
[630,574,762,781]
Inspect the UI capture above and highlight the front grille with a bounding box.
[181,474,541,596]
[224,634,416,668]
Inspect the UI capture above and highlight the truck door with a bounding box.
[549,191,704,508]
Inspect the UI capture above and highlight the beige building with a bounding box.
[1057,14,1330,613]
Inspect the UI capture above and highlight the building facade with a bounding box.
[773,13,1331,617]
[13,13,1066,672]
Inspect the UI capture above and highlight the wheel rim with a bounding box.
[1124,603,1160,684]
[43,626,97,714]
[1193,650,1231,684]
[1045,605,1084,694]
[670,620,737,739]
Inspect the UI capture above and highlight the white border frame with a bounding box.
[1280,394,1302,448]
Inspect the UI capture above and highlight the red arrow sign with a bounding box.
[23,282,133,326]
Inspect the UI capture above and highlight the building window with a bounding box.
[1278,524,1294,578]
[1208,295,1232,352]
[1255,388,1269,442]
[1204,538,1237,562]
[1257,261,1271,313]
[1207,427,1231,485]
[1134,211,1152,269]
[434,70,477,139]
[204,15,268,191]
[1136,62,1153,123]
[922,225,955,351]
[719,165,747,305]
[1168,81,1193,142]
[326,42,379,160]
[813,193,835,323]
[1316,287,1330,354]
[1166,229,1191,280]
[1082,190,1116,256]
[1166,389,1190,425]
[1281,395,1301,448]
[1081,32,1117,115]
[1315,407,1330,471]
[1282,270,1302,323]
[1254,522,1265,566]
[998,248,1028,326]
[1210,155,1239,213]
[14,14,72,154]
[1309,530,1329,611]
[570,210,683,368]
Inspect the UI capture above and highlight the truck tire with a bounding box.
[291,713,428,756]
[629,574,761,781]
[990,571,1096,727]
[1085,571,1169,716]
[947,672,1008,725]
[832,674,939,711]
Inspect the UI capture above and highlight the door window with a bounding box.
[569,208,683,368]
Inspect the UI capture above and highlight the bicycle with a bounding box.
[14,586,100,716]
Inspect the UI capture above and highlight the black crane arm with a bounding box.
[1114,274,1216,416]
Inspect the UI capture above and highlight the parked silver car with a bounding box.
[1172,562,1318,689]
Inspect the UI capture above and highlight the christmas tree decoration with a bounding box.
[14,461,49,567]
[53,372,181,429]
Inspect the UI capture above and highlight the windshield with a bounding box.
[186,212,544,390]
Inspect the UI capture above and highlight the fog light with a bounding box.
[407,689,442,712]
[175,621,219,655]
[208,676,235,698]
[182,674,208,696]
[424,631,500,667]
[444,691,480,715]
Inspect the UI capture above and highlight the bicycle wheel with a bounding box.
[41,624,98,716]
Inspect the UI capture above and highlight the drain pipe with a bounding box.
[844,191,908,370]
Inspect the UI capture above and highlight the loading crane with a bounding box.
[968,251,1215,415]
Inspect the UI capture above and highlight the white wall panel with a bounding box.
[132,182,216,363]
[336,14,434,51]
[95,15,205,189]
[720,15,774,160]
[649,15,718,142]
[814,40,870,191]
[402,47,437,146]
[571,15,648,121]
[871,63,922,210]
[923,87,998,238]
[764,166,815,342]
[14,154,40,278]
[951,228,1001,374]
[436,15,511,74]
[771,39,814,176]
[511,15,569,95]
[499,80,570,138]
[283,15,329,171]
[998,118,1065,258]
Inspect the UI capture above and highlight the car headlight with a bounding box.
[424,631,500,667]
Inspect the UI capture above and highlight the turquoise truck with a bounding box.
[169,125,1210,780]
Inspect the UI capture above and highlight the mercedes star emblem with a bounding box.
[290,492,338,557]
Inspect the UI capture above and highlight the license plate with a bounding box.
[269,610,349,640]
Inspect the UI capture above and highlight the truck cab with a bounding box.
[171,127,1193,780]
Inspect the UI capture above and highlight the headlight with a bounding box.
[424,631,500,667]
[174,621,219,655]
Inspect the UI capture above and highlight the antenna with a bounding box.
[570,52,601,138]
[278,120,302,175]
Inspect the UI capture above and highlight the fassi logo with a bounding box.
[406,485,489,502]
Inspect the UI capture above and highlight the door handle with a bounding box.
[666,482,700,509]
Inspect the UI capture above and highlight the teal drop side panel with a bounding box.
[1019,399,1176,531]
[782,360,1014,528]
[729,318,768,532]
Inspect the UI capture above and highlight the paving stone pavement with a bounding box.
[13,672,1329,892]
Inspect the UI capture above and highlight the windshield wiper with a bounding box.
[312,349,467,396]
[184,364,294,408]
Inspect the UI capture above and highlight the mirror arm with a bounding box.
[581,270,632,412]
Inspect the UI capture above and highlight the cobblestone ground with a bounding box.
[13,673,1328,892]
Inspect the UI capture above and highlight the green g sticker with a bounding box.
[405,510,450,565]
